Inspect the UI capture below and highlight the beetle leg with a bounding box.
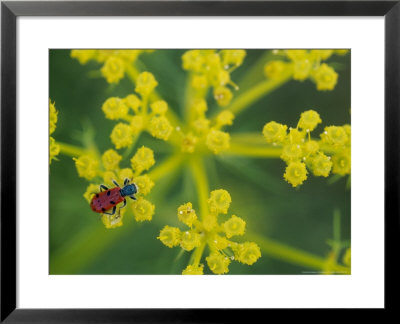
[112,179,120,187]
[100,184,108,192]
[129,195,137,201]
[120,199,127,209]
[124,178,130,186]
[103,206,117,215]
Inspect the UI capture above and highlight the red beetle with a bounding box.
[91,178,138,215]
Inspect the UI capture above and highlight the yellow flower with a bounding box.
[70,49,97,64]
[101,56,125,84]
[182,264,204,275]
[124,94,141,114]
[130,146,155,173]
[191,98,208,116]
[288,128,306,144]
[49,137,60,164]
[335,49,350,56]
[180,230,201,251]
[223,215,246,238]
[206,129,230,154]
[135,71,158,97]
[285,50,308,61]
[148,116,173,141]
[133,174,154,196]
[220,49,246,67]
[214,86,233,106]
[102,211,124,229]
[132,197,155,222]
[263,121,287,144]
[158,226,181,248]
[264,61,287,80]
[73,155,98,180]
[216,110,235,127]
[83,183,100,203]
[284,161,308,187]
[235,242,261,265]
[310,152,332,177]
[332,149,351,175]
[181,133,197,153]
[206,252,230,274]
[298,110,322,131]
[49,100,58,135]
[208,189,231,214]
[118,168,134,182]
[192,118,210,134]
[310,49,334,61]
[321,126,348,146]
[102,149,122,171]
[293,59,312,81]
[103,171,116,185]
[110,123,133,149]
[177,202,197,227]
[182,50,204,72]
[150,100,168,115]
[191,75,208,90]
[303,140,319,155]
[102,97,129,120]
[313,63,338,91]
[281,143,303,162]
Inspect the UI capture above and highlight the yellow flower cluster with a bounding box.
[75,146,156,228]
[182,50,245,107]
[178,98,233,154]
[158,189,261,275]
[101,72,173,149]
[49,99,60,164]
[70,49,154,84]
[262,110,351,187]
[264,49,349,91]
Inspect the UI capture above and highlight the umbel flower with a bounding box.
[158,189,261,274]
[262,109,351,187]
[49,99,60,164]
[264,49,348,91]
[75,146,156,228]
[101,71,174,149]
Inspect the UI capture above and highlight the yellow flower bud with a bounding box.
[49,137,60,164]
[298,110,322,131]
[130,146,155,173]
[191,74,208,90]
[102,97,129,120]
[210,69,230,88]
[180,230,201,251]
[208,189,231,214]
[284,161,308,187]
[216,110,235,127]
[148,116,173,141]
[303,140,319,155]
[150,100,168,115]
[135,71,158,97]
[191,98,208,116]
[223,215,246,238]
[133,174,154,196]
[310,152,332,177]
[264,61,287,80]
[83,183,100,204]
[206,129,230,154]
[177,202,197,227]
[181,133,197,153]
[102,211,124,229]
[182,50,204,72]
[214,86,233,107]
[220,49,246,67]
[158,225,181,248]
[73,155,98,180]
[310,49,334,61]
[118,168,134,183]
[49,100,58,135]
[313,63,338,91]
[124,94,141,114]
[335,49,350,56]
[132,197,155,222]
[182,264,204,275]
[293,59,312,81]
[288,128,306,144]
[286,50,308,61]
[281,143,303,162]
[263,121,287,144]
[103,171,117,185]
[102,149,122,171]
[332,149,351,175]
[321,126,348,146]
[70,49,96,64]
[101,56,125,84]
[110,123,133,149]
[192,118,210,134]
[235,242,261,265]
[206,252,230,274]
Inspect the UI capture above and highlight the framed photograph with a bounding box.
[1,0,398,321]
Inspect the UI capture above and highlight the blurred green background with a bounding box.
[49,49,350,274]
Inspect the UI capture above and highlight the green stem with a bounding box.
[148,153,183,182]
[226,142,282,158]
[192,241,206,267]
[247,231,350,273]
[123,133,141,159]
[217,70,292,117]
[58,142,87,157]
[189,157,209,220]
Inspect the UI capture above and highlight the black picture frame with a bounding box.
[1,0,399,321]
